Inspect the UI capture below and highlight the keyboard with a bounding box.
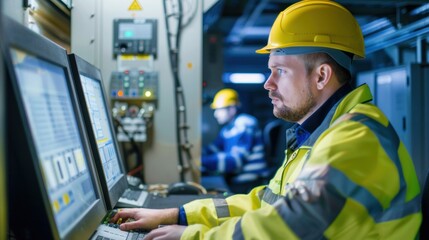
[117,188,148,207]
[92,224,146,240]
[91,210,148,240]
[123,188,143,201]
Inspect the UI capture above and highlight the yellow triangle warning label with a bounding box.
[128,0,142,11]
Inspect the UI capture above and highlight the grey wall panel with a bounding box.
[424,66,429,182]
[4,0,24,23]
[376,68,409,148]
[71,0,97,65]
[408,64,428,185]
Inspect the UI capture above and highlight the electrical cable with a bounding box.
[181,0,198,29]
[163,0,195,182]
[113,117,145,183]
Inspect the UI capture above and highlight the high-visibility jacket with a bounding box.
[202,113,267,184]
[182,84,421,239]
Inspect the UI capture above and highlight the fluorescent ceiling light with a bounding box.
[229,73,265,84]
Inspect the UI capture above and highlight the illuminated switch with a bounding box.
[144,91,152,98]
[63,193,70,205]
[53,200,60,213]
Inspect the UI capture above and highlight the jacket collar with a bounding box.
[286,84,373,150]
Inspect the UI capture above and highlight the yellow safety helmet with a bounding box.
[256,0,365,59]
[211,89,240,109]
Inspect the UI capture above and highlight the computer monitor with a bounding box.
[68,54,128,209]
[3,16,106,239]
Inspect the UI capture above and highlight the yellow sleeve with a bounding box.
[181,205,299,240]
[183,185,265,228]
[180,224,211,240]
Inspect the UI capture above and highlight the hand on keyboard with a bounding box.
[93,210,148,240]
[109,208,179,231]
[143,225,186,240]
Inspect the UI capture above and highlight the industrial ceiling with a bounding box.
[204,0,429,68]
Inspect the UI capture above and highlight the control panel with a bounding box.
[113,19,157,57]
[110,70,158,143]
[110,70,158,100]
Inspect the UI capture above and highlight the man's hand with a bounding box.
[109,208,179,230]
[144,225,186,240]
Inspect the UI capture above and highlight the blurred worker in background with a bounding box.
[201,88,267,194]
[111,1,422,239]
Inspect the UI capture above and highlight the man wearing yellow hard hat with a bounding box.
[111,1,422,239]
[202,88,267,194]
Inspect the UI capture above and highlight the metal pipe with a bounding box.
[416,36,427,64]
[365,16,429,54]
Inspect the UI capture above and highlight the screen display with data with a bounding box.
[10,48,97,238]
[79,74,122,189]
[119,22,152,40]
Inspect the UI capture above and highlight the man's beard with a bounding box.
[272,88,315,123]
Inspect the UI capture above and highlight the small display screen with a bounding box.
[119,23,152,40]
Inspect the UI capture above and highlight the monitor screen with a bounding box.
[4,15,105,239]
[68,54,128,210]
[79,73,122,188]
[10,48,99,238]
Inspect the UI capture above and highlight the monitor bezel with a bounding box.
[68,53,128,210]
[3,16,106,239]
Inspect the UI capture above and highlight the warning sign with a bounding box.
[128,0,142,11]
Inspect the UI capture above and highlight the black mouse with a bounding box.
[167,182,204,195]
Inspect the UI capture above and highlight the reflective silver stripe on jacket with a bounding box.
[261,187,283,204]
[213,198,230,218]
[349,114,421,222]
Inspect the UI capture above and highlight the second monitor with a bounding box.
[68,54,148,209]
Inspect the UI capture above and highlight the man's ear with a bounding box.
[315,63,333,90]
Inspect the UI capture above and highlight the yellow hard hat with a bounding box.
[211,89,239,109]
[256,0,365,59]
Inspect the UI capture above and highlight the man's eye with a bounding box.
[277,69,284,75]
